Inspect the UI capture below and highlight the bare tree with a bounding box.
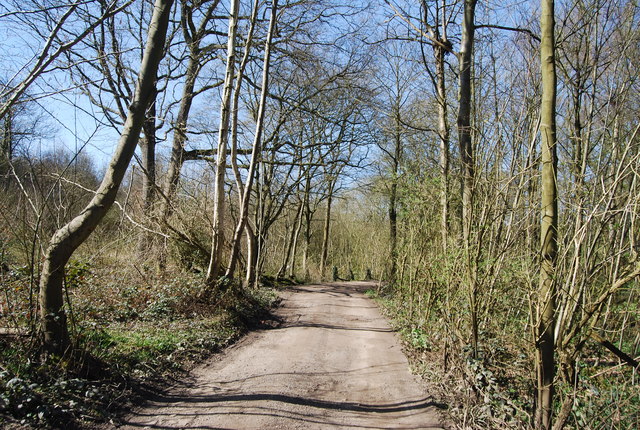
[206,0,240,283]
[39,0,174,353]
[226,0,279,279]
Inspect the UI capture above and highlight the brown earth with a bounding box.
[116,281,447,429]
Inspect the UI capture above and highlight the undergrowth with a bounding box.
[367,289,640,430]
[0,262,280,429]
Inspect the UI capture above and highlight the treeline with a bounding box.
[1,0,374,351]
[367,1,640,429]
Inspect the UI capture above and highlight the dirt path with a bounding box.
[119,282,446,429]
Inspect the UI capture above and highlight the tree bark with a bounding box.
[387,105,401,285]
[160,54,199,222]
[457,0,476,249]
[302,172,313,282]
[289,198,304,278]
[225,0,278,279]
[320,179,335,279]
[206,0,240,283]
[39,0,174,354]
[140,98,156,215]
[457,0,478,358]
[244,223,258,288]
[137,93,157,255]
[536,0,558,428]
[435,42,450,252]
[278,200,303,279]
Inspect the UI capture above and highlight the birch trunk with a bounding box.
[206,0,240,283]
[225,0,277,279]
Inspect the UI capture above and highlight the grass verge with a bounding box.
[0,270,280,429]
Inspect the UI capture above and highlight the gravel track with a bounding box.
[118,281,446,429]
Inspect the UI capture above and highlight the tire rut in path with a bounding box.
[119,281,446,429]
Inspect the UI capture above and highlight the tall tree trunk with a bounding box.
[302,170,312,282]
[137,94,157,255]
[1,108,12,162]
[206,0,240,283]
[435,42,450,252]
[388,168,398,283]
[160,56,199,222]
[140,94,156,212]
[289,198,304,278]
[303,215,311,282]
[225,0,278,279]
[279,200,303,279]
[244,223,257,287]
[536,0,558,428]
[1,107,12,189]
[457,0,476,251]
[457,0,478,358]
[39,0,173,354]
[320,180,335,280]
[388,106,401,284]
[160,1,220,227]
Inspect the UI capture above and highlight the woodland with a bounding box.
[0,0,639,429]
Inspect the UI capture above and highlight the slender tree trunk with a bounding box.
[160,56,198,222]
[225,0,278,279]
[289,198,304,278]
[137,95,157,255]
[457,0,478,358]
[160,1,220,229]
[457,0,476,248]
[279,200,303,279]
[1,108,12,189]
[140,95,156,212]
[1,108,12,161]
[388,172,397,283]
[244,223,257,287]
[388,107,401,284]
[435,43,450,252]
[206,0,240,283]
[536,0,558,428]
[39,0,173,354]
[320,180,335,280]
[303,216,311,282]
[302,171,312,281]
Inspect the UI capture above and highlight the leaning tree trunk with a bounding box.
[39,0,174,354]
[206,0,240,283]
[536,0,558,428]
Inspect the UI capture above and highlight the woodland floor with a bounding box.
[110,281,447,429]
